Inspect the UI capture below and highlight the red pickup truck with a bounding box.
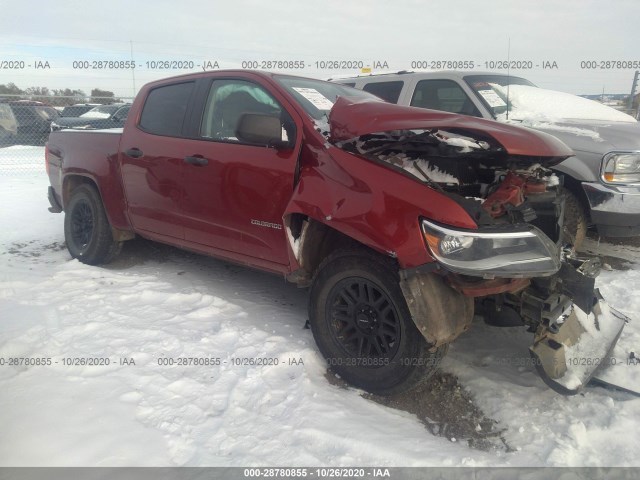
[45,70,627,396]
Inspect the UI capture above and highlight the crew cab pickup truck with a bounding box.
[46,70,629,396]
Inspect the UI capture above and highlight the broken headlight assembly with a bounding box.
[422,219,561,278]
[601,151,640,184]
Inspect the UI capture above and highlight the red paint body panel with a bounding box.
[119,132,186,239]
[284,125,478,268]
[329,96,574,159]
[47,70,575,275]
[47,130,131,231]
[179,139,299,264]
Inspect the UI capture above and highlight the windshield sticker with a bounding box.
[292,87,335,110]
[477,89,507,108]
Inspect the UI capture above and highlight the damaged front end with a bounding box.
[331,102,628,395]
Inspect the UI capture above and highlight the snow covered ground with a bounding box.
[1,147,639,467]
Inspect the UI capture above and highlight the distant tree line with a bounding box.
[0,83,121,105]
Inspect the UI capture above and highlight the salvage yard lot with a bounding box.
[1,147,639,467]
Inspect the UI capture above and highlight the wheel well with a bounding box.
[62,175,98,208]
[562,175,591,223]
[286,214,394,286]
[62,175,134,242]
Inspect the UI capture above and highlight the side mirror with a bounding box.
[236,113,289,148]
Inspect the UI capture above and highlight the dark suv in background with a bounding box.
[3,100,60,145]
[50,104,131,132]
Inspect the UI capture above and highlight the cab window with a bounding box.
[362,81,404,103]
[411,79,481,117]
[139,82,195,137]
[200,79,294,144]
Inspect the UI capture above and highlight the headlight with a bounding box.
[422,220,560,278]
[601,151,640,184]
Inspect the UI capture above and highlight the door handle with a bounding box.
[125,148,144,158]
[184,156,209,166]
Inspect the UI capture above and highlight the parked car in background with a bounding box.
[50,104,131,132]
[59,103,101,117]
[333,72,640,245]
[0,103,18,146]
[4,100,59,145]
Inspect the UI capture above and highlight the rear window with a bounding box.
[362,81,404,103]
[12,105,58,126]
[411,79,481,117]
[139,82,195,136]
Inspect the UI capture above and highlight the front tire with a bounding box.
[64,184,121,265]
[308,249,447,396]
[563,187,587,250]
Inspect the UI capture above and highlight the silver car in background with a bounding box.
[333,71,640,245]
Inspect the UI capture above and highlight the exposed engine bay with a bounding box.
[338,128,567,243]
[337,128,634,396]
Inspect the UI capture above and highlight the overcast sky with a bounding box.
[1,0,638,97]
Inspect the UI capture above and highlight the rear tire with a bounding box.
[563,187,587,250]
[308,249,447,396]
[64,184,121,265]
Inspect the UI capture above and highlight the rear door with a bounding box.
[119,81,196,239]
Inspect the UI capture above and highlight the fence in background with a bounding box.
[2,93,639,173]
[0,95,135,172]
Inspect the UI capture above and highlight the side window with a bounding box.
[200,79,294,144]
[362,81,404,103]
[12,107,34,126]
[0,105,10,121]
[139,82,195,137]
[411,80,481,117]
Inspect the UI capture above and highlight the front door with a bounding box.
[180,77,301,265]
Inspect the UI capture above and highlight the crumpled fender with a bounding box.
[283,129,479,270]
[329,96,574,160]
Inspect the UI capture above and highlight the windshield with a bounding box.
[114,105,130,119]
[464,75,535,117]
[61,105,95,117]
[81,105,120,118]
[35,106,59,120]
[273,75,381,120]
[465,74,637,123]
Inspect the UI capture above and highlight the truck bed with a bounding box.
[46,128,125,225]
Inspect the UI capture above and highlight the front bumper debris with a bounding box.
[529,291,626,395]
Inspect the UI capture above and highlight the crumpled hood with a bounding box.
[517,119,640,154]
[329,96,574,159]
